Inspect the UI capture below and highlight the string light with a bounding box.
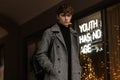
[80,54,105,80]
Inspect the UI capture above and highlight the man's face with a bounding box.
[57,13,72,27]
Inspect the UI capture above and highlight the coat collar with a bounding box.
[51,23,65,48]
[51,23,77,36]
[50,23,78,50]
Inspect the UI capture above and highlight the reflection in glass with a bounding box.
[0,46,4,80]
[107,3,120,80]
[27,40,41,80]
[27,42,36,80]
[0,27,8,39]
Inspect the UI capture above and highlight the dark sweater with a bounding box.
[57,23,72,80]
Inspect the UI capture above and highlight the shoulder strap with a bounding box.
[47,31,59,63]
[48,31,57,52]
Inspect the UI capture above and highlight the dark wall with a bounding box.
[20,1,65,38]
[0,15,19,80]
[20,0,104,38]
[68,0,103,14]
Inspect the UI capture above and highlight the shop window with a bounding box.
[0,45,4,80]
[107,3,120,80]
[25,31,43,80]
[75,11,107,80]
[0,26,8,80]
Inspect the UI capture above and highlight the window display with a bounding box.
[76,11,106,80]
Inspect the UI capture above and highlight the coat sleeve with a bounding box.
[35,29,54,73]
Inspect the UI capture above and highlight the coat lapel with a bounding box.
[51,24,78,51]
[70,27,77,37]
[51,24,67,49]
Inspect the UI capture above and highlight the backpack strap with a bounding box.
[47,31,59,63]
[49,31,59,49]
[48,27,59,50]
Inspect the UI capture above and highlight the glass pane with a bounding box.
[107,3,120,80]
[76,11,106,80]
[27,40,41,80]
[27,42,36,80]
[0,45,4,80]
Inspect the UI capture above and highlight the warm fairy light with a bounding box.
[80,54,105,80]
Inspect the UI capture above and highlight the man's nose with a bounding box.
[65,16,68,19]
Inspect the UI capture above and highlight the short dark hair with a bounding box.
[56,4,74,15]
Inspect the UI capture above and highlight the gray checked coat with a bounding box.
[35,23,82,80]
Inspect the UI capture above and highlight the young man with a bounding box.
[35,4,82,80]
